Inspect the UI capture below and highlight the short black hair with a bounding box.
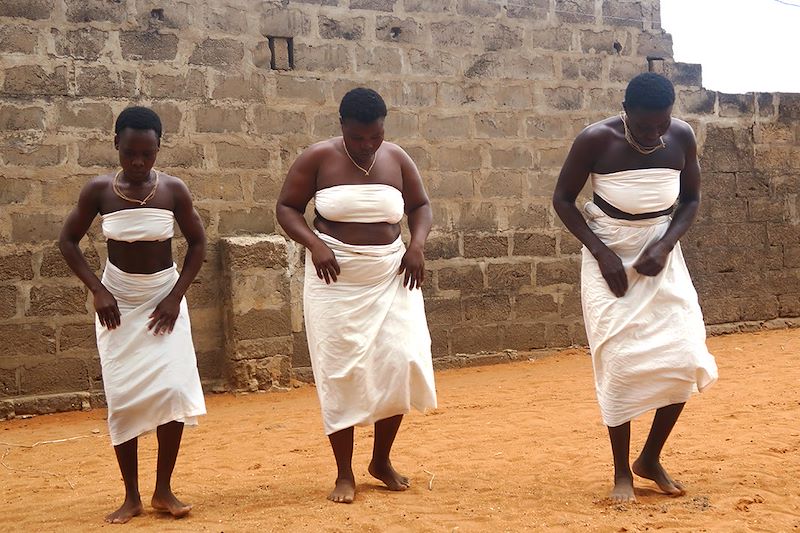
[114,106,163,141]
[339,88,387,123]
[624,73,675,111]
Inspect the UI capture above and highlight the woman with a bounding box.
[276,88,437,504]
[552,73,718,502]
[59,106,207,523]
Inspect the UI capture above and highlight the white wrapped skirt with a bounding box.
[581,202,718,427]
[96,260,206,445]
[304,232,437,435]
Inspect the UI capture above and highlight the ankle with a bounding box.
[634,455,659,466]
[124,492,142,503]
[369,456,391,467]
[613,469,633,482]
[336,470,354,481]
[153,484,173,496]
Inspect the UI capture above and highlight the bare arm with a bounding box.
[633,123,701,276]
[167,178,206,299]
[553,130,612,257]
[276,143,340,283]
[58,178,121,328]
[397,146,432,289]
[148,177,207,334]
[659,124,701,248]
[553,129,628,297]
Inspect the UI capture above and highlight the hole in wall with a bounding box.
[647,56,665,73]
[150,8,164,21]
[613,41,622,54]
[389,27,402,40]
[267,36,294,70]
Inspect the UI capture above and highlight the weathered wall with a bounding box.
[0,0,798,416]
[685,95,800,329]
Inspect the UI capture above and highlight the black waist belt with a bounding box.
[593,193,675,220]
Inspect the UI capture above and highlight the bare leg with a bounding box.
[633,402,686,496]
[105,437,143,524]
[327,427,356,503]
[151,421,192,517]
[608,422,636,502]
[368,415,410,491]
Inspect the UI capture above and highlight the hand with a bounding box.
[148,295,181,335]
[93,287,121,329]
[633,240,671,277]
[399,244,425,290]
[310,242,340,284]
[595,248,628,298]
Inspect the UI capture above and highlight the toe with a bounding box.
[668,484,685,496]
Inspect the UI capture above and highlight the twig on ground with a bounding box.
[1,449,76,490]
[0,432,104,490]
[0,433,103,448]
[423,469,435,491]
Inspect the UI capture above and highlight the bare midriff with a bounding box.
[107,239,174,274]
[314,216,401,245]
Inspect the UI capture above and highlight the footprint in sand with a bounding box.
[735,495,765,512]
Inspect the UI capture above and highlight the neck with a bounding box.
[620,113,662,149]
[342,140,376,169]
[632,133,661,148]
[120,170,154,184]
[352,155,372,167]
[631,133,661,148]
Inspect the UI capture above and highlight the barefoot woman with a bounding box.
[552,73,718,502]
[277,88,437,503]
[59,107,207,522]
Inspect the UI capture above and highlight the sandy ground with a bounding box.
[1,329,799,533]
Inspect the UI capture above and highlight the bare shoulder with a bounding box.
[381,141,413,163]
[382,141,405,154]
[292,138,340,169]
[582,116,619,140]
[307,138,340,158]
[90,172,114,186]
[83,173,112,196]
[571,116,618,154]
[159,172,191,194]
[670,118,697,144]
[156,173,194,211]
[670,117,694,131]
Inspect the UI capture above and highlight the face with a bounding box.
[114,128,160,180]
[623,106,672,145]
[340,118,385,160]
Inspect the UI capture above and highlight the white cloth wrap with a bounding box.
[315,184,405,224]
[581,202,718,427]
[96,259,206,445]
[590,168,680,214]
[304,232,437,435]
[101,207,174,242]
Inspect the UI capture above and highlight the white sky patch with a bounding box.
[660,0,800,93]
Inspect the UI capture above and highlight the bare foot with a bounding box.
[105,498,143,524]
[151,490,192,518]
[633,458,685,496]
[328,477,355,504]
[610,476,636,503]
[368,460,410,491]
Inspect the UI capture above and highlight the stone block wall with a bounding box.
[0,0,798,414]
[686,94,800,329]
[220,235,293,391]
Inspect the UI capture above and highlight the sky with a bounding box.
[660,0,800,93]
